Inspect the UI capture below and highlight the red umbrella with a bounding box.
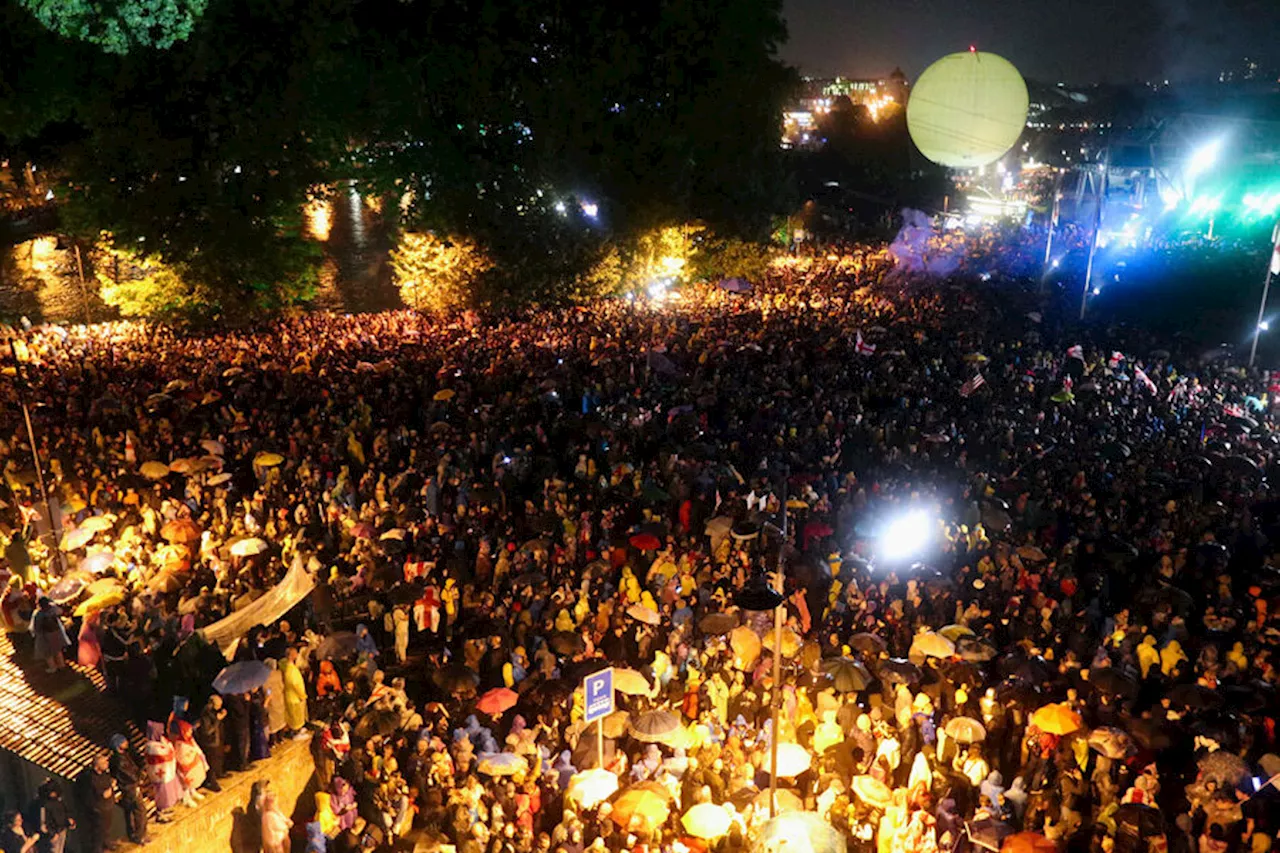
[629,533,661,552]
[350,523,375,540]
[476,688,519,717]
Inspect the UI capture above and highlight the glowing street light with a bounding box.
[878,509,935,563]
[1186,138,1224,181]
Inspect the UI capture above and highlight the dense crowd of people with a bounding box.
[0,239,1278,853]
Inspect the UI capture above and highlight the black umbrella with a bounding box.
[877,658,922,686]
[1088,668,1139,700]
[699,612,739,635]
[957,638,997,663]
[432,664,479,695]
[1126,718,1172,751]
[459,617,504,641]
[548,631,586,656]
[1166,683,1223,710]
[355,707,402,738]
[315,631,359,661]
[820,658,873,693]
[1114,803,1165,839]
[942,660,984,687]
[849,633,886,655]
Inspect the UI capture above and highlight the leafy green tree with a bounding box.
[94,239,214,318]
[18,0,209,53]
[390,232,494,312]
[692,234,775,283]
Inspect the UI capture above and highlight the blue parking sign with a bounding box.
[583,668,615,723]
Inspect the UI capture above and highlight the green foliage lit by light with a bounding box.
[19,0,209,53]
[390,232,495,312]
[94,238,215,319]
[692,234,776,284]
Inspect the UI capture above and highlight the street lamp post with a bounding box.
[9,339,65,575]
[1081,154,1109,320]
[733,471,788,818]
[1249,220,1280,367]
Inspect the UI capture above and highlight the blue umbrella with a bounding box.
[212,660,271,695]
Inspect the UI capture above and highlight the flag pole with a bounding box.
[1249,220,1280,367]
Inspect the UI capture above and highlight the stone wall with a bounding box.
[138,736,317,853]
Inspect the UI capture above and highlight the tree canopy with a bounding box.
[0,0,796,314]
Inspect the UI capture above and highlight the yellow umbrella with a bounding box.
[1030,702,1083,735]
[602,710,630,739]
[752,789,803,813]
[565,769,618,809]
[938,624,975,642]
[910,631,956,659]
[230,537,270,557]
[140,461,170,480]
[1030,700,1080,742]
[771,742,812,777]
[964,352,989,363]
[433,389,456,401]
[612,668,651,696]
[785,498,810,510]
[762,627,803,658]
[729,626,762,670]
[87,578,124,597]
[168,457,204,474]
[201,391,222,405]
[850,775,893,809]
[254,452,284,468]
[201,439,225,456]
[610,789,670,833]
[75,591,124,617]
[60,527,96,551]
[476,753,528,777]
[78,516,115,534]
[681,803,732,839]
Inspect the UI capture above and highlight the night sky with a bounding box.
[780,0,1280,85]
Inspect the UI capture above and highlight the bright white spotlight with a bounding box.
[878,510,934,562]
[1260,320,1270,332]
[580,200,599,219]
[1187,138,1223,180]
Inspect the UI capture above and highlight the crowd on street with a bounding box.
[0,239,1278,853]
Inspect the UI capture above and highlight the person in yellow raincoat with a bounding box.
[1137,636,1160,679]
[1160,640,1187,676]
[281,647,309,733]
[554,609,575,633]
[1227,642,1248,672]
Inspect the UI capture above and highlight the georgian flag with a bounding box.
[1134,365,1157,394]
[959,374,986,397]
[1108,351,1125,370]
[855,331,876,356]
[1067,345,1084,361]
[1224,403,1246,418]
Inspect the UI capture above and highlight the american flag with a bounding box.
[960,374,986,397]
[855,331,876,356]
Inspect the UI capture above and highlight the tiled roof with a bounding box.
[0,633,142,780]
